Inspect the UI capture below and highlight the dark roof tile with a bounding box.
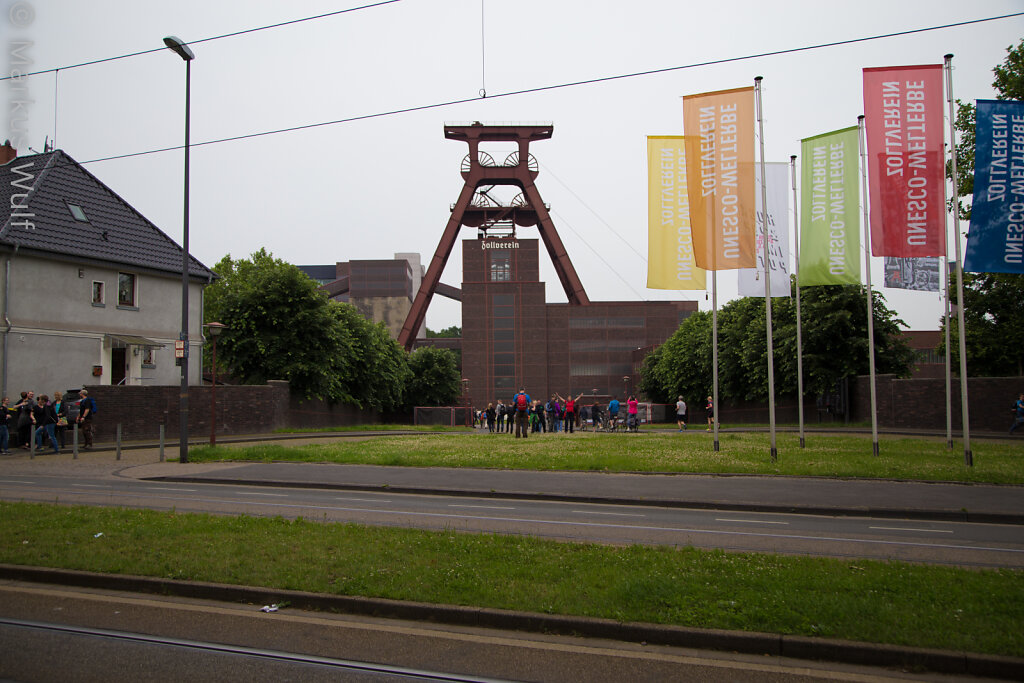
[0,150,214,279]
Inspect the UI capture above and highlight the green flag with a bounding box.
[800,127,860,285]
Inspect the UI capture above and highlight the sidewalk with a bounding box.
[4,432,1021,524]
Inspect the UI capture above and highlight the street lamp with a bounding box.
[163,35,195,464]
[205,322,226,446]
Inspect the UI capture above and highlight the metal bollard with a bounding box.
[116,423,122,461]
[73,423,79,459]
[159,424,165,462]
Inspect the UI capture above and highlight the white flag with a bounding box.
[738,162,790,297]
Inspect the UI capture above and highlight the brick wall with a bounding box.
[852,375,1023,432]
[80,380,393,443]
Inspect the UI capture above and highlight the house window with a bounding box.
[66,202,89,222]
[489,250,511,281]
[142,348,156,368]
[118,272,136,307]
[92,281,104,306]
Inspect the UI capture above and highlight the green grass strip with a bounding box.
[273,424,471,433]
[189,432,1024,484]
[1,502,1020,657]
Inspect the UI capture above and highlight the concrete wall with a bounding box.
[1,253,206,396]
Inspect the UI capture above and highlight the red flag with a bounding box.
[863,65,946,257]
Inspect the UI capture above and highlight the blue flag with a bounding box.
[964,99,1024,273]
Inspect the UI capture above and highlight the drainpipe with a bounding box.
[2,245,17,397]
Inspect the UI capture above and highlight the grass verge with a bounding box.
[188,431,1024,484]
[1,502,1020,657]
[273,424,471,433]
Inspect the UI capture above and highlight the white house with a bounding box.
[0,142,215,396]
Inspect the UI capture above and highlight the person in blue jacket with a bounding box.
[512,388,532,438]
[607,396,620,430]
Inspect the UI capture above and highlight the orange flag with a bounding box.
[683,87,757,270]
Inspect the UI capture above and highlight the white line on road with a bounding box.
[0,480,35,484]
[449,504,515,510]
[234,492,288,498]
[869,526,954,533]
[336,497,392,503]
[143,487,197,492]
[716,518,790,525]
[72,484,111,488]
[571,510,645,517]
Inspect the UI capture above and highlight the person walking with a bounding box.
[13,391,34,449]
[556,392,584,434]
[32,395,60,454]
[512,388,532,438]
[495,400,506,433]
[534,400,546,433]
[1011,393,1024,435]
[590,400,602,431]
[705,395,715,432]
[485,403,496,432]
[545,396,557,433]
[0,396,11,454]
[77,389,96,449]
[52,391,69,449]
[676,396,687,431]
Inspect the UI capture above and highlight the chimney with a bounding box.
[0,140,16,165]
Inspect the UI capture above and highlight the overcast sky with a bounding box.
[5,0,1022,331]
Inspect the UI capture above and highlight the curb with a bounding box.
[1,564,1020,680]
[144,474,1024,526]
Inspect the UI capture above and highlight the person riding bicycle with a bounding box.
[607,396,620,431]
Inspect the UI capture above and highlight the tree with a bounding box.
[426,325,461,338]
[943,273,1024,377]
[942,41,1024,376]
[203,249,410,410]
[640,283,914,403]
[406,347,461,407]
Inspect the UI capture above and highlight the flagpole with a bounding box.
[858,115,880,457]
[790,155,805,448]
[944,53,972,466]
[943,269,953,449]
[712,270,720,451]
[753,77,774,462]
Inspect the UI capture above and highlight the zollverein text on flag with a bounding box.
[647,136,706,290]
[683,86,757,271]
[863,64,946,258]
[738,162,790,297]
[964,99,1024,274]
[799,126,860,285]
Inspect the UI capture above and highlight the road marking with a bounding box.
[336,497,392,503]
[449,504,515,510]
[716,518,790,525]
[571,510,645,517]
[142,487,197,492]
[72,484,110,488]
[869,526,954,534]
[0,480,35,484]
[234,492,288,497]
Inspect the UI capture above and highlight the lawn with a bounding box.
[186,430,1024,484]
[2,502,1021,658]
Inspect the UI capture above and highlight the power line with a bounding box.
[72,11,1022,167]
[0,0,403,82]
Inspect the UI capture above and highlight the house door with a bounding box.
[111,348,127,385]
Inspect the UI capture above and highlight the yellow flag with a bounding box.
[682,87,757,270]
[647,136,706,290]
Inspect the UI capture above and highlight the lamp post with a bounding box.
[205,322,226,446]
[163,35,195,464]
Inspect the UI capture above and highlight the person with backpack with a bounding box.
[512,388,532,438]
[607,396,620,431]
[77,389,96,449]
[495,400,506,433]
[556,392,584,434]
[545,396,557,433]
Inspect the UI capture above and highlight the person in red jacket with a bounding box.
[556,392,584,434]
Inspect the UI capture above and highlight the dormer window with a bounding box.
[67,203,89,222]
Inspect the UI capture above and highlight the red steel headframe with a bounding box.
[398,123,590,350]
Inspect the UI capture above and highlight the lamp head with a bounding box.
[163,36,195,61]
[205,321,226,337]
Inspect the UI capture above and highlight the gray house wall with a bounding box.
[1,253,206,396]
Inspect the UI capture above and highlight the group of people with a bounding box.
[674,396,719,432]
[0,389,97,455]
[477,393,644,436]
